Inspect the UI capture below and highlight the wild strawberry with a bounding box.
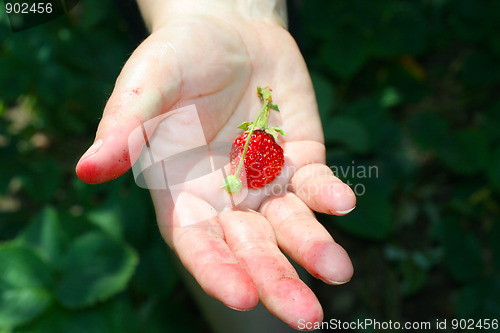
[222,87,285,194]
[230,130,284,189]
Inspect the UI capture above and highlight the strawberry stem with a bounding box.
[234,87,274,178]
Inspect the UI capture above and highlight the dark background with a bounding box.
[1,0,499,332]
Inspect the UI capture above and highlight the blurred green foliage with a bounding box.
[302,0,500,327]
[0,1,205,332]
[0,0,499,332]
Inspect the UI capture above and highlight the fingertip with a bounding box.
[295,179,357,216]
[260,277,322,325]
[75,158,99,184]
[226,269,260,311]
[325,181,357,215]
[307,241,354,285]
[291,307,324,332]
[204,263,259,311]
[263,278,323,330]
[75,138,131,184]
[291,164,357,215]
[75,157,127,184]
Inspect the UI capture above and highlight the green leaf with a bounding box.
[18,159,61,202]
[270,104,279,112]
[138,296,206,333]
[481,101,500,144]
[131,240,179,296]
[399,259,427,297]
[408,110,451,152]
[379,87,401,108]
[310,71,335,121]
[323,116,369,153]
[120,187,154,249]
[55,232,138,308]
[0,243,53,330]
[342,98,401,154]
[487,147,500,193]
[438,129,489,175]
[445,0,490,44]
[384,246,432,296]
[15,306,106,333]
[439,218,483,283]
[456,277,500,319]
[16,206,63,265]
[488,219,500,271]
[333,192,392,240]
[370,2,427,57]
[87,202,123,240]
[321,32,368,79]
[16,299,139,333]
[85,183,153,247]
[460,52,499,87]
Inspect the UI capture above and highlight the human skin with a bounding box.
[75,0,356,329]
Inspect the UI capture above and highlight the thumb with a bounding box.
[76,37,182,184]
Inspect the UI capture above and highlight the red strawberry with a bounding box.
[230,130,284,189]
[222,87,285,194]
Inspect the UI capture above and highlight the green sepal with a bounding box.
[221,175,243,194]
[237,121,253,131]
[270,104,280,112]
[266,126,286,141]
[271,126,286,136]
[267,128,278,141]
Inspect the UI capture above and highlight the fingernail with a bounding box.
[335,206,356,215]
[226,304,250,312]
[325,278,351,285]
[82,139,103,158]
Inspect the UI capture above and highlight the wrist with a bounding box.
[137,0,287,32]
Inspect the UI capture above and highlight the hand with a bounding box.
[76,3,356,329]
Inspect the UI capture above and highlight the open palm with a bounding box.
[76,14,356,329]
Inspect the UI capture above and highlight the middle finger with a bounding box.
[218,209,323,328]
